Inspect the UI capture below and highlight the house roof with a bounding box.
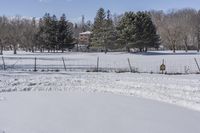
[79,31,92,35]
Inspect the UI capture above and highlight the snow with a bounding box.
[0,72,200,111]
[1,51,200,133]
[79,31,92,35]
[1,51,200,73]
[1,92,200,133]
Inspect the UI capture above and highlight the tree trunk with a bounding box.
[0,40,3,55]
[125,42,130,53]
[0,45,3,55]
[184,36,188,52]
[144,47,148,52]
[13,44,17,54]
[197,31,200,52]
[31,47,34,53]
[77,44,79,52]
[172,44,176,53]
[172,40,176,53]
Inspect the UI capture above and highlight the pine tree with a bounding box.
[117,11,160,52]
[42,13,52,52]
[47,14,58,52]
[131,11,146,51]
[104,10,118,51]
[117,12,136,51]
[36,13,74,52]
[85,20,92,31]
[58,14,73,52]
[35,18,46,52]
[81,15,86,32]
[132,12,160,51]
[91,8,106,49]
[144,12,160,50]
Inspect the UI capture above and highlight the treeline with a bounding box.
[0,13,74,54]
[151,8,200,52]
[36,13,73,53]
[90,8,160,52]
[0,16,37,55]
[90,8,200,53]
[1,8,200,54]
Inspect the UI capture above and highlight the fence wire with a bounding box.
[1,55,200,74]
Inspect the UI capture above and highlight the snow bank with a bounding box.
[0,92,200,133]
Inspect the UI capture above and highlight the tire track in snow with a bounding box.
[0,72,200,111]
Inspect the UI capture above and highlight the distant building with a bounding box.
[79,31,92,45]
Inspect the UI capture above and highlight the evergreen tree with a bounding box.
[131,11,145,51]
[132,12,160,51]
[35,18,46,52]
[36,13,74,52]
[104,10,118,51]
[42,13,52,52]
[50,15,58,52]
[117,11,160,52]
[58,14,73,52]
[81,15,86,32]
[144,12,160,50]
[91,8,106,48]
[117,12,136,51]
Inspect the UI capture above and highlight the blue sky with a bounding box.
[0,0,200,22]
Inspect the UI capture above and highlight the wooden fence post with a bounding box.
[62,57,67,71]
[194,58,200,73]
[128,58,133,72]
[97,57,99,72]
[2,56,5,70]
[34,57,37,72]
[162,59,164,74]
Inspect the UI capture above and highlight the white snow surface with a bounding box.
[1,51,200,133]
[1,72,200,111]
[1,50,200,73]
[1,92,200,133]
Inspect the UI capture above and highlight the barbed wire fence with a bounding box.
[1,56,200,75]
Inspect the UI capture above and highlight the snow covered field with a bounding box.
[1,51,200,73]
[1,71,200,111]
[1,51,200,133]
